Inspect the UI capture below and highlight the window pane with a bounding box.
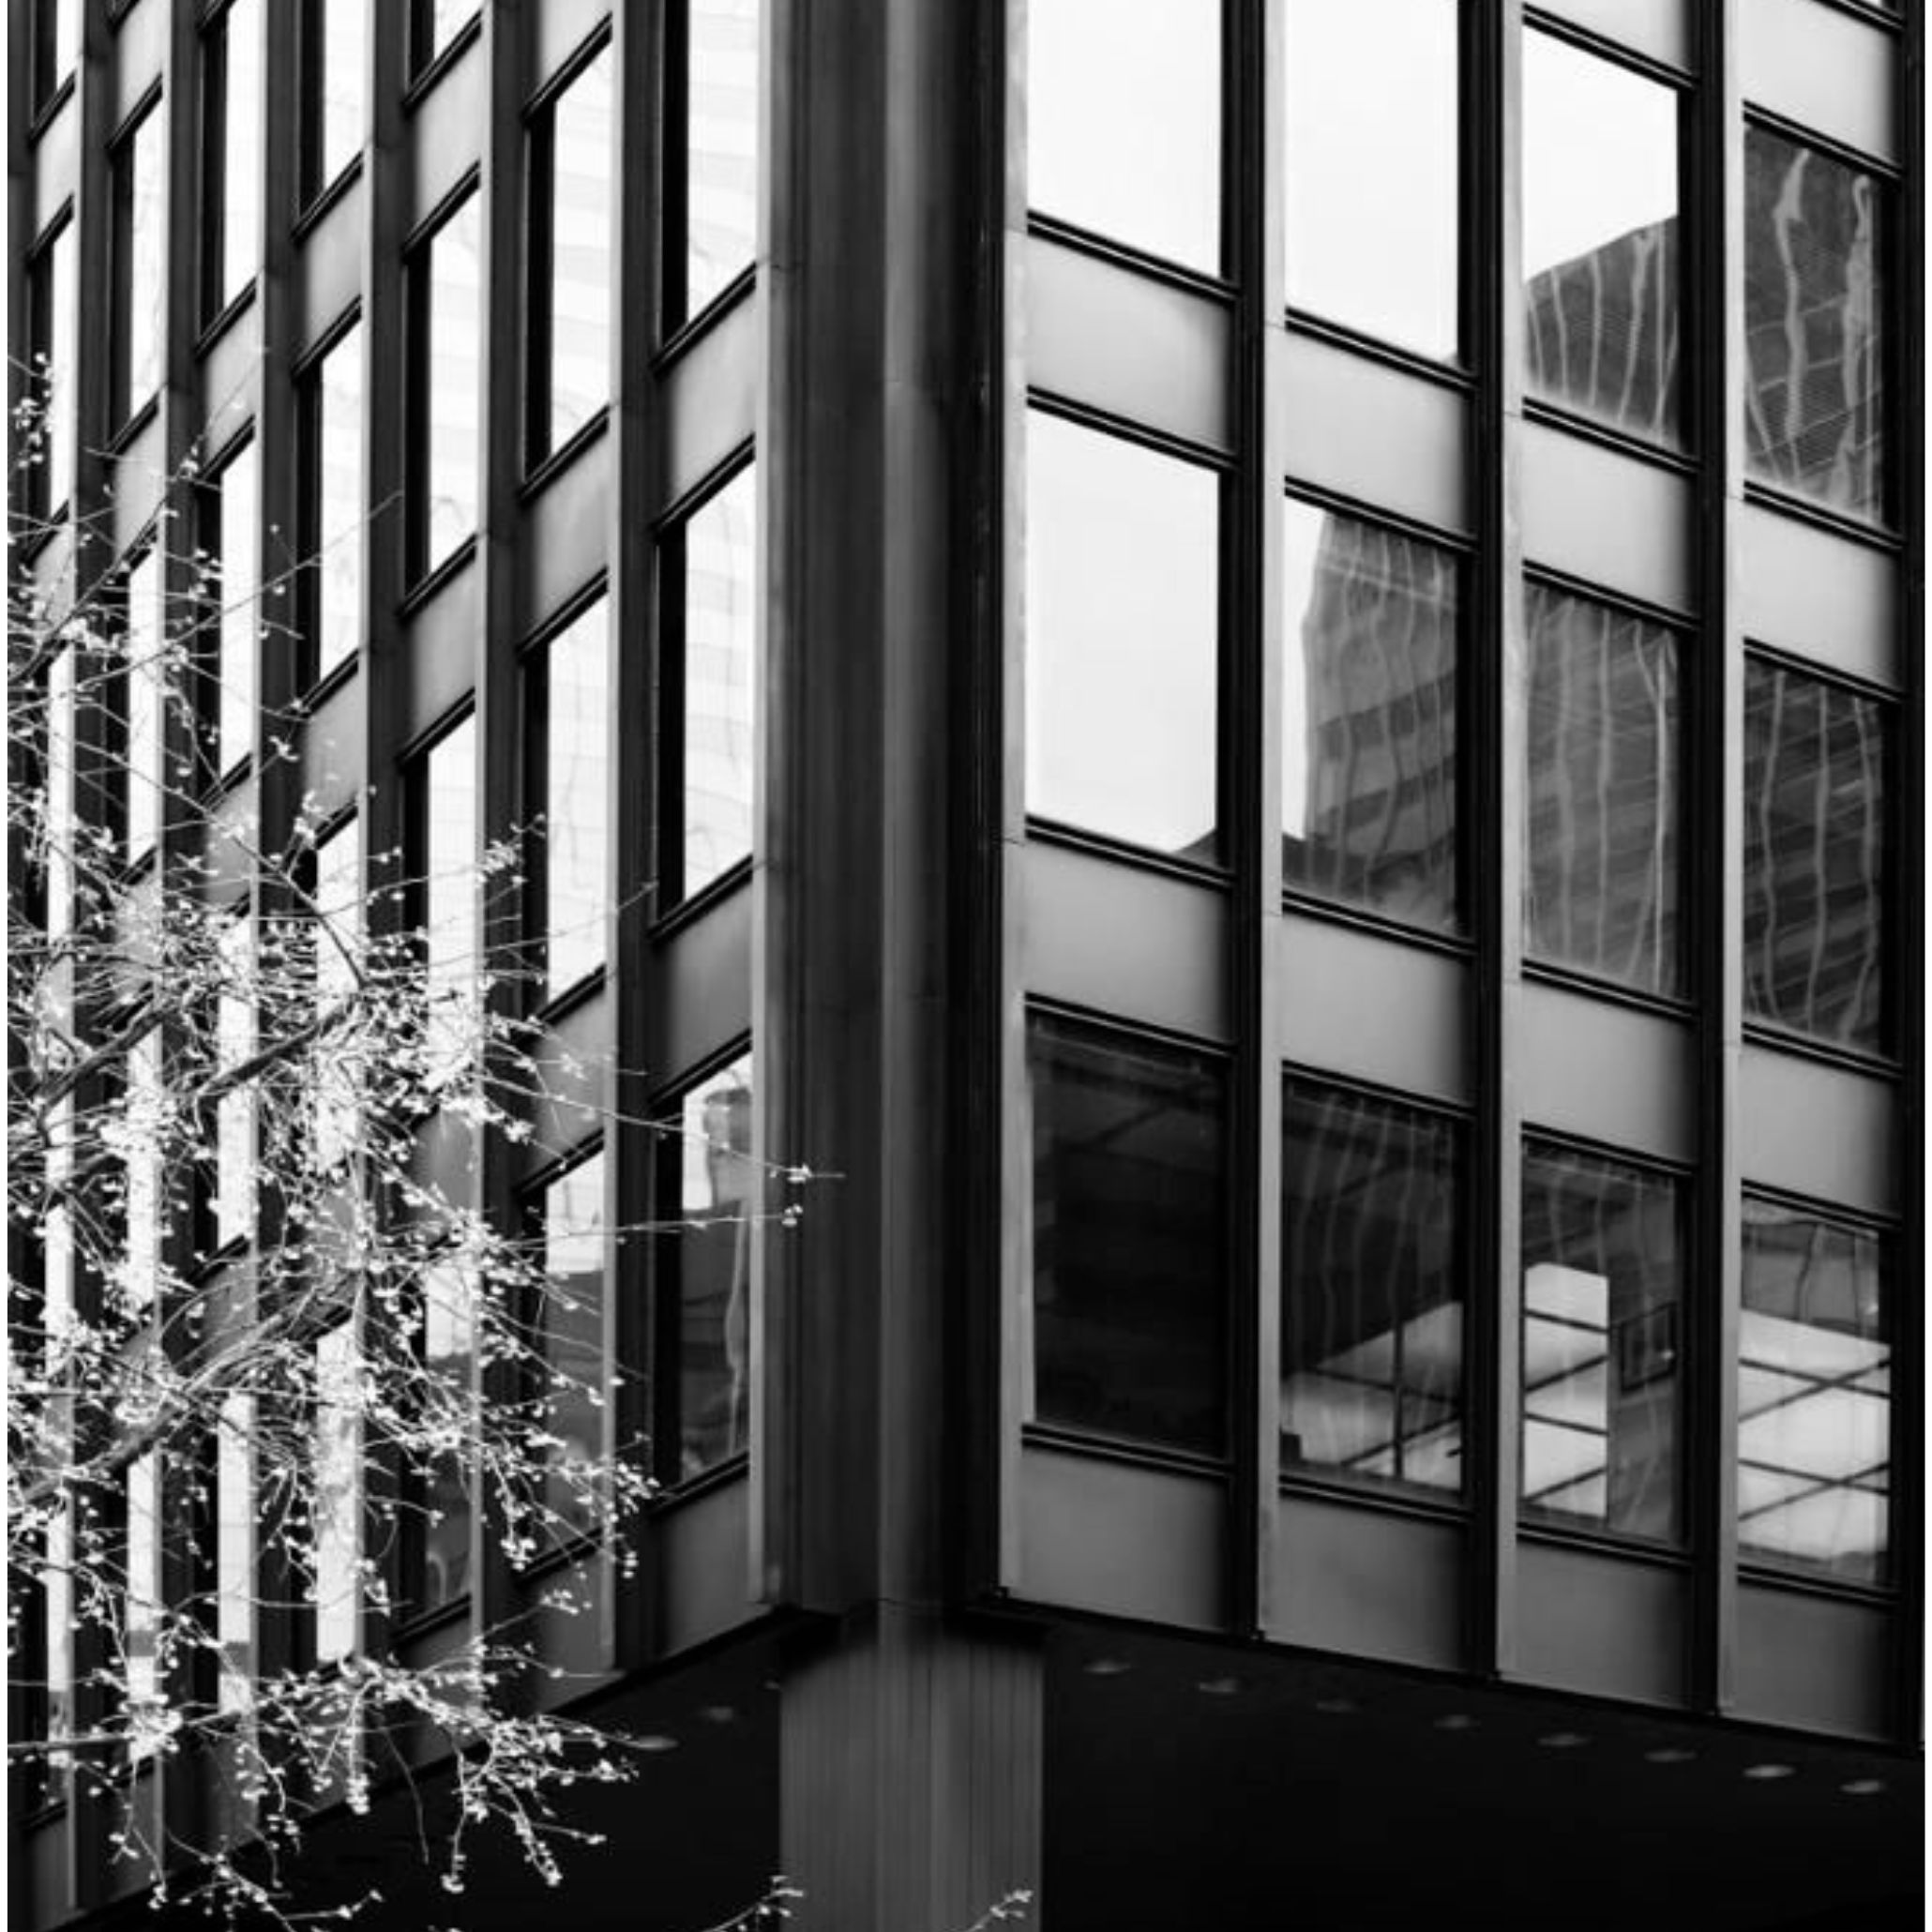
[1026,413,1220,857]
[537,599,609,994]
[207,0,263,315]
[532,45,613,460]
[217,1392,253,1711]
[215,914,254,1247]
[34,0,80,107]
[1285,0,1459,359]
[115,103,167,424]
[1283,1082,1462,1494]
[415,196,483,579]
[420,718,476,1082]
[126,1452,161,1755]
[670,466,757,900]
[1739,1201,1889,1583]
[679,0,759,323]
[1525,584,1681,998]
[540,1155,605,1527]
[125,548,166,864]
[1521,1142,1682,1542]
[309,0,364,195]
[1523,33,1683,446]
[414,0,477,71]
[1743,659,1889,1054]
[1030,1016,1227,1456]
[1028,0,1220,272]
[215,442,259,773]
[1282,502,1459,930]
[659,1059,754,1479]
[311,816,360,1169]
[1744,128,1887,522]
[27,222,75,520]
[313,1322,360,1661]
[308,326,363,682]
[420,1261,475,1611]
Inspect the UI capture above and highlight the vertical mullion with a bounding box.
[1474,0,1527,1682]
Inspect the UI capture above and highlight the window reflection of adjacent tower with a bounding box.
[679,1072,754,1476]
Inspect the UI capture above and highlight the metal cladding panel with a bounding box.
[1280,331,1469,535]
[654,882,755,1078]
[1530,0,1692,72]
[110,415,168,551]
[1026,234,1230,452]
[1739,504,1898,692]
[1743,0,1898,166]
[298,671,364,819]
[1740,1046,1897,1218]
[656,1476,755,1657]
[1520,981,1693,1164]
[402,553,481,742]
[32,97,77,235]
[1735,1582,1894,1740]
[1269,1494,1465,1670]
[295,188,363,356]
[1278,914,1469,1106]
[664,296,760,506]
[1019,1444,1226,1631]
[1515,1541,1689,1707]
[1023,841,1227,1043]
[407,41,486,227]
[202,311,263,449]
[524,996,611,1179]
[113,3,167,127]
[520,432,610,635]
[1523,420,1693,614]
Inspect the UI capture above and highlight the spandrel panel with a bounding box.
[1525,584,1682,999]
[1282,502,1460,932]
[1028,0,1221,273]
[1026,412,1220,859]
[1743,658,1890,1055]
[1520,1142,1683,1544]
[1744,127,1888,523]
[1282,1082,1463,1495]
[1029,1016,1228,1457]
[1523,31,1683,448]
[1284,0,1460,360]
[1739,1200,1889,1584]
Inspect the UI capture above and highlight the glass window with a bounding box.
[417,1261,475,1613]
[300,324,363,683]
[214,913,254,1248]
[1028,0,1220,273]
[310,815,360,1169]
[32,0,80,110]
[538,1153,605,1527]
[409,195,483,581]
[313,1321,360,1661]
[527,43,614,464]
[126,1451,162,1756]
[1282,501,1459,930]
[1739,1200,1889,1584]
[1520,1140,1683,1542]
[1026,412,1220,858]
[25,220,75,522]
[41,1096,75,1744]
[415,718,477,1085]
[657,1059,755,1480]
[1282,1080,1462,1494]
[1284,0,1459,359]
[1523,33,1683,447]
[203,0,263,320]
[1743,658,1889,1055]
[670,0,760,327]
[1744,128,1887,523]
[1029,1015,1227,1456]
[113,99,167,427]
[209,440,259,775]
[1524,583,1681,998]
[43,646,75,943]
[531,598,609,997]
[411,0,478,74]
[302,0,364,200]
[663,465,757,903]
[124,1029,164,1317]
[125,547,166,865]
[216,1391,253,1710]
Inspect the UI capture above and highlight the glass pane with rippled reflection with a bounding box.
[1523,31,1682,447]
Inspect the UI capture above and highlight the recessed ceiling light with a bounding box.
[1083,1657,1132,1678]
[1313,1697,1356,1714]
[1196,1676,1242,1697]
[1644,1747,1696,1764]
[1434,1714,1476,1731]
[1841,1779,1886,1797]
[1743,1762,1795,1781]
[1537,1731,1589,1749]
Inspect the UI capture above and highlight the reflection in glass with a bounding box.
[1739,1200,1888,1583]
[1028,0,1220,272]
[33,0,80,106]
[206,0,263,316]
[1030,1015,1226,1455]
[44,648,74,941]
[125,549,166,864]
[1520,1142,1682,1542]
[307,0,364,196]
[1525,584,1680,997]
[668,466,757,900]
[214,914,254,1247]
[679,0,759,322]
[306,325,363,682]
[1282,1082,1462,1493]
[1743,660,1888,1054]
[40,1097,74,1740]
[539,1154,605,1526]
[311,817,361,1168]
[419,1261,475,1612]
[27,222,75,520]
[1026,412,1220,856]
[313,1322,360,1660]
[217,1392,254,1710]
[1282,502,1458,930]
[529,44,613,461]
[126,1453,161,1754]
[214,442,259,773]
[1523,32,1681,445]
[420,718,476,1083]
[413,0,477,71]
[1745,128,1887,522]
[1284,0,1459,359]
[535,600,609,995]
[114,103,167,425]
[125,1029,163,1316]
[414,196,483,579]
[658,1058,754,1479]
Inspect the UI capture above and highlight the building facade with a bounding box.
[8,0,1924,1926]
